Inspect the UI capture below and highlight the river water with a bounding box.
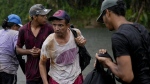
[0,27,121,84]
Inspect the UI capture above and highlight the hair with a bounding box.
[31,15,39,20]
[2,18,18,30]
[107,0,126,16]
[64,19,69,24]
[51,18,69,24]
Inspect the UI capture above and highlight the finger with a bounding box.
[100,49,106,54]
[79,40,85,45]
[99,49,102,53]
[95,53,99,59]
[103,49,107,53]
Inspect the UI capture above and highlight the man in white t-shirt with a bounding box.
[39,10,86,84]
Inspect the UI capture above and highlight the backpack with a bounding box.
[131,23,150,66]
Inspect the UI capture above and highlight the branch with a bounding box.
[135,1,145,22]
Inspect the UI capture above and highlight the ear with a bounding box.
[105,9,109,16]
[67,23,70,28]
[33,15,37,20]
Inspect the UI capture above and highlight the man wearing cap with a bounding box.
[39,10,86,84]
[0,14,22,84]
[95,0,150,84]
[16,4,54,84]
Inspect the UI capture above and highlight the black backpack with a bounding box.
[131,23,150,66]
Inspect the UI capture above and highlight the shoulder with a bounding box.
[113,24,137,39]
[71,28,81,36]
[43,23,54,32]
[72,28,80,32]
[43,33,55,45]
[19,23,29,31]
[117,24,134,33]
[11,30,19,34]
[45,23,53,29]
[0,29,3,32]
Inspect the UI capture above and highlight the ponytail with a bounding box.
[2,18,8,30]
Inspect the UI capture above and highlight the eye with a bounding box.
[52,24,56,27]
[58,24,63,27]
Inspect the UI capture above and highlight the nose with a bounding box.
[55,25,60,31]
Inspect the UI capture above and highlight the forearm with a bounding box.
[39,60,48,84]
[16,46,31,55]
[106,60,134,83]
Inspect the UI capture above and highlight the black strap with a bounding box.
[70,28,78,38]
[131,23,149,50]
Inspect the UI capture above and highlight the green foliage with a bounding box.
[0,0,150,28]
[0,0,49,25]
[126,9,150,28]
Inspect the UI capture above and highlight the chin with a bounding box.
[109,28,115,31]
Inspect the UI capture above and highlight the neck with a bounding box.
[55,29,70,45]
[56,28,70,39]
[113,16,132,30]
[31,20,41,29]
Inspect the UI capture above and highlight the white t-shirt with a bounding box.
[41,29,81,84]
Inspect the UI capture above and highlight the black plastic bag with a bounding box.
[83,52,116,84]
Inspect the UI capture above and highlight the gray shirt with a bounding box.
[0,29,19,74]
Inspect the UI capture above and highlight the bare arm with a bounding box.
[16,45,32,55]
[74,29,86,46]
[16,45,41,57]
[39,55,49,84]
[96,54,134,83]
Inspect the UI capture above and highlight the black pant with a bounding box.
[0,72,17,84]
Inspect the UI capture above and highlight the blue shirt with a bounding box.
[0,29,19,74]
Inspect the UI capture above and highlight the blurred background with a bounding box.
[0,0,150,84]
[0,0,150,28]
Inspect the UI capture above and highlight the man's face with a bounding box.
[102,10,114,31]
[52,19,70,37]
[33,15,48,25]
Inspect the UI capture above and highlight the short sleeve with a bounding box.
[112,33,130,58]
[17,28,25,48]
[40,33,55,59]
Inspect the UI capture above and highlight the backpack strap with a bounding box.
[130,23,149,50]
[70,28,78,38]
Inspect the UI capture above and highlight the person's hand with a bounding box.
[98,49,107,54]
[94,60,97,68]
[95,49,112,68]
[30,46,41,57]
[75,36,86,46]
[96,53,112,68]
